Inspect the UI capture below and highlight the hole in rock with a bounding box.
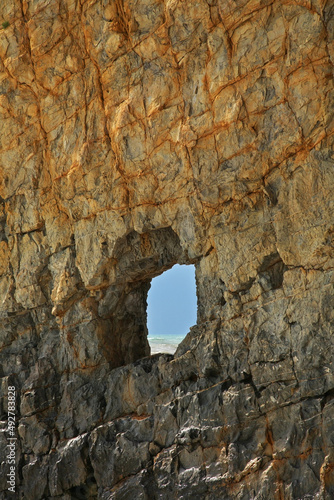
[147,264,197,355]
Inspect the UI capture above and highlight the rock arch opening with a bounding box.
[147,264,197,355]
[97,227,200,368]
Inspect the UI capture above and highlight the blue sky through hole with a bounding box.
[147,264,197,342]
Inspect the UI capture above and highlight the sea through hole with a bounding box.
[147,263,197,354]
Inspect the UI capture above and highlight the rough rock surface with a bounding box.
[0,0,334,498]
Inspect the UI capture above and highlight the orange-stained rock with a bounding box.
[0,0,334,498]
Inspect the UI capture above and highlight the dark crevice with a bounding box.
[259,252,287,289]
[241,371,262,399]
[219,376,233,393]
[204,245,214,257]
[69,463,97,499]
[237,276,257,293]
[320,387,334,410]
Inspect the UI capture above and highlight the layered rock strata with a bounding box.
[0,0,334,498]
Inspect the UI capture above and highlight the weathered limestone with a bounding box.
[0,0,334,498]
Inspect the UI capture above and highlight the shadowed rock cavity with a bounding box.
[96,227,198,367]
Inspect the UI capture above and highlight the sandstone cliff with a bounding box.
[0,0,334,498]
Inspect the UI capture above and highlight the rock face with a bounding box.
[0,0,333,498]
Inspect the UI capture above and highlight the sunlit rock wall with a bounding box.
[0,0,333,498]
